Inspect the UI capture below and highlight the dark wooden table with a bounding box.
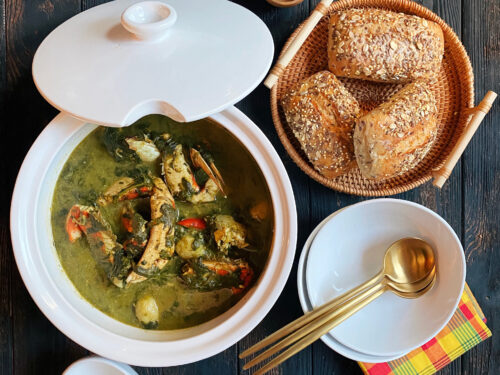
[0,0,498,374]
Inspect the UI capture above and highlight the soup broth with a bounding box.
[51,115,274,330]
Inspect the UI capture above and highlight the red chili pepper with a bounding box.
[121,216,133,233]
[121,190,139,200]
[66,206,83,243]
[216,269,229,276]
[231,266,254,295]
[177,218,207,230]
[240,267,254,288]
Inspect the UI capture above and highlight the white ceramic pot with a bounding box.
[10,106,297,366]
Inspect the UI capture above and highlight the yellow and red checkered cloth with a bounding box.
[359,284,491,375]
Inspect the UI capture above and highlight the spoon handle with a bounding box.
[253,285,387,375]
[239,271,383,358]
[243,282,385,371]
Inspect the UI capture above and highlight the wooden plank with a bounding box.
[4,0,88,373]
[297,0,367,371]
[232,1,315,374]
[81,0,109,11]
[0,1,496,374]
[135,349,238,375]
[0,0,13,373]
[308,0,464,374]
[461,0,500,374]
[0,223,13,375]
[385,2,464,374]
[422,0,463,375]
[10,268,90,373]
[396,2,464,374]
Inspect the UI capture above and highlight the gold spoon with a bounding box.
[250,274,436,374]
[241,238,436,360]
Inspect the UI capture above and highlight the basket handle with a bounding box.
[433,91,497,188]
[263,0,333,89]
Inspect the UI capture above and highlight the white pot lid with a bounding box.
[32,0,274,127]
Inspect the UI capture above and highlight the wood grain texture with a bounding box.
[0,0,497,374]
[135,349,238,375]
[0,222,13,375]
[306,0,464,374]
[3,0,88,374]
[0,0,12,374]
[81,0,109,10]
[395,2,465,374]
[461,0,500,374]
[234,1,315,374]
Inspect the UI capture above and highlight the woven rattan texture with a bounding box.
[271,0,474,196]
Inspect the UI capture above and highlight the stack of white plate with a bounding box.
[297,199,466,363]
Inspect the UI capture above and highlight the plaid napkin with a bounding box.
[358,284,492,375]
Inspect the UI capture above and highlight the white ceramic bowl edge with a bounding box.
[10,106,297,366]
[305,199,465,357]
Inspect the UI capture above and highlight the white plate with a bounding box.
[297,206,406,363]
[306,199,465,357]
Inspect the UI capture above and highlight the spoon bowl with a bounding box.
[383,238,436,285]
[386,265,436,294]
[389,273,436,299]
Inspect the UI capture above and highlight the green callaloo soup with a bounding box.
[51,115,274,330]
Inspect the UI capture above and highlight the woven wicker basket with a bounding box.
[270,0,475,196]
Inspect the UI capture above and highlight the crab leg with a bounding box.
[126,177,177,284]
[187,178,220,204]
[117,184,153,201]
[98,177,153,206]
[121,202,149,260]
[66,205,84,243]
[162,144,200,198]
[65,205,131,288]
[201,259,254,294]
[190,148,226,196]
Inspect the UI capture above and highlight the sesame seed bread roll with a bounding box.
[328,9,444,83]
[354,81,438,180]
[281,71,361,179]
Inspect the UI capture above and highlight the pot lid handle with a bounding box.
[121,1,177,42]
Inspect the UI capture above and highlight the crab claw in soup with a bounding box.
[52,115,274,330]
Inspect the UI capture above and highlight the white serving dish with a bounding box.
[11,0,298,367]
[306,199,465,358]
[297,206,406,363]
[11,107,297,367]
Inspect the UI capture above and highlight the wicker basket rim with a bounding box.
[270,0,475,196]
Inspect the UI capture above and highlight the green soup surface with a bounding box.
[51,115,274,330]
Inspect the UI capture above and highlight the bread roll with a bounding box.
[281,71,361,178]
[328,9,444,83]
[354,81,438,180]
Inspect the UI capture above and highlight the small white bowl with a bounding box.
[306,199,465,357]
[63,356,137,375]
[297,206,406,363]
